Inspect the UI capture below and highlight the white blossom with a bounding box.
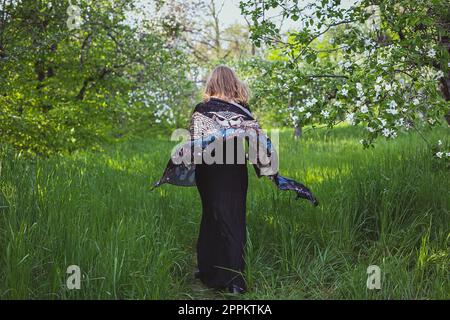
[395,118,404,127]
[436,152,443,158]
[405,122,412,130]
[321,110,330,118]
[304,97,318,108]
[342,44,351,52]
[360,105,369,113]
[346,113,355,125]
[364,39,372,47]
[427,48,436,58]
[386,108,398,115]
[386,100,398,115]
[389,100,397,109]
[382,128,396,138]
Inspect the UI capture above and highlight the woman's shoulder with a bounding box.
[193,99,219,113]
[193,98,252,115]
[193,101,207,114]
[240,102,251,112]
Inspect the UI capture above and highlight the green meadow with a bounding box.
[0,126,449,299]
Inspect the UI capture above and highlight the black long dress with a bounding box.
[194,98,249,291]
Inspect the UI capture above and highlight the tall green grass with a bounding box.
[0,126,449,299]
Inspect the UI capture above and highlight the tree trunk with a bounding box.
[441,76,450,125]
[294,125,302,140]
[208,0,223,56]
[438,17,450,125]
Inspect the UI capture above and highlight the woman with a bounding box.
[152,65,318,295]
[194,66,252,294]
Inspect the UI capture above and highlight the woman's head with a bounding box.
[204,65,249,105]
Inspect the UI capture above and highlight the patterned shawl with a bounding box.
[152,98,318,206]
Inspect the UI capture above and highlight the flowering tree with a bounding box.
[0,0,195,155]
[240,0,449,150]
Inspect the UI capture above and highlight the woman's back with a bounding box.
[194,97,252,167]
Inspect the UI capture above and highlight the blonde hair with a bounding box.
[203,65,250,105]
